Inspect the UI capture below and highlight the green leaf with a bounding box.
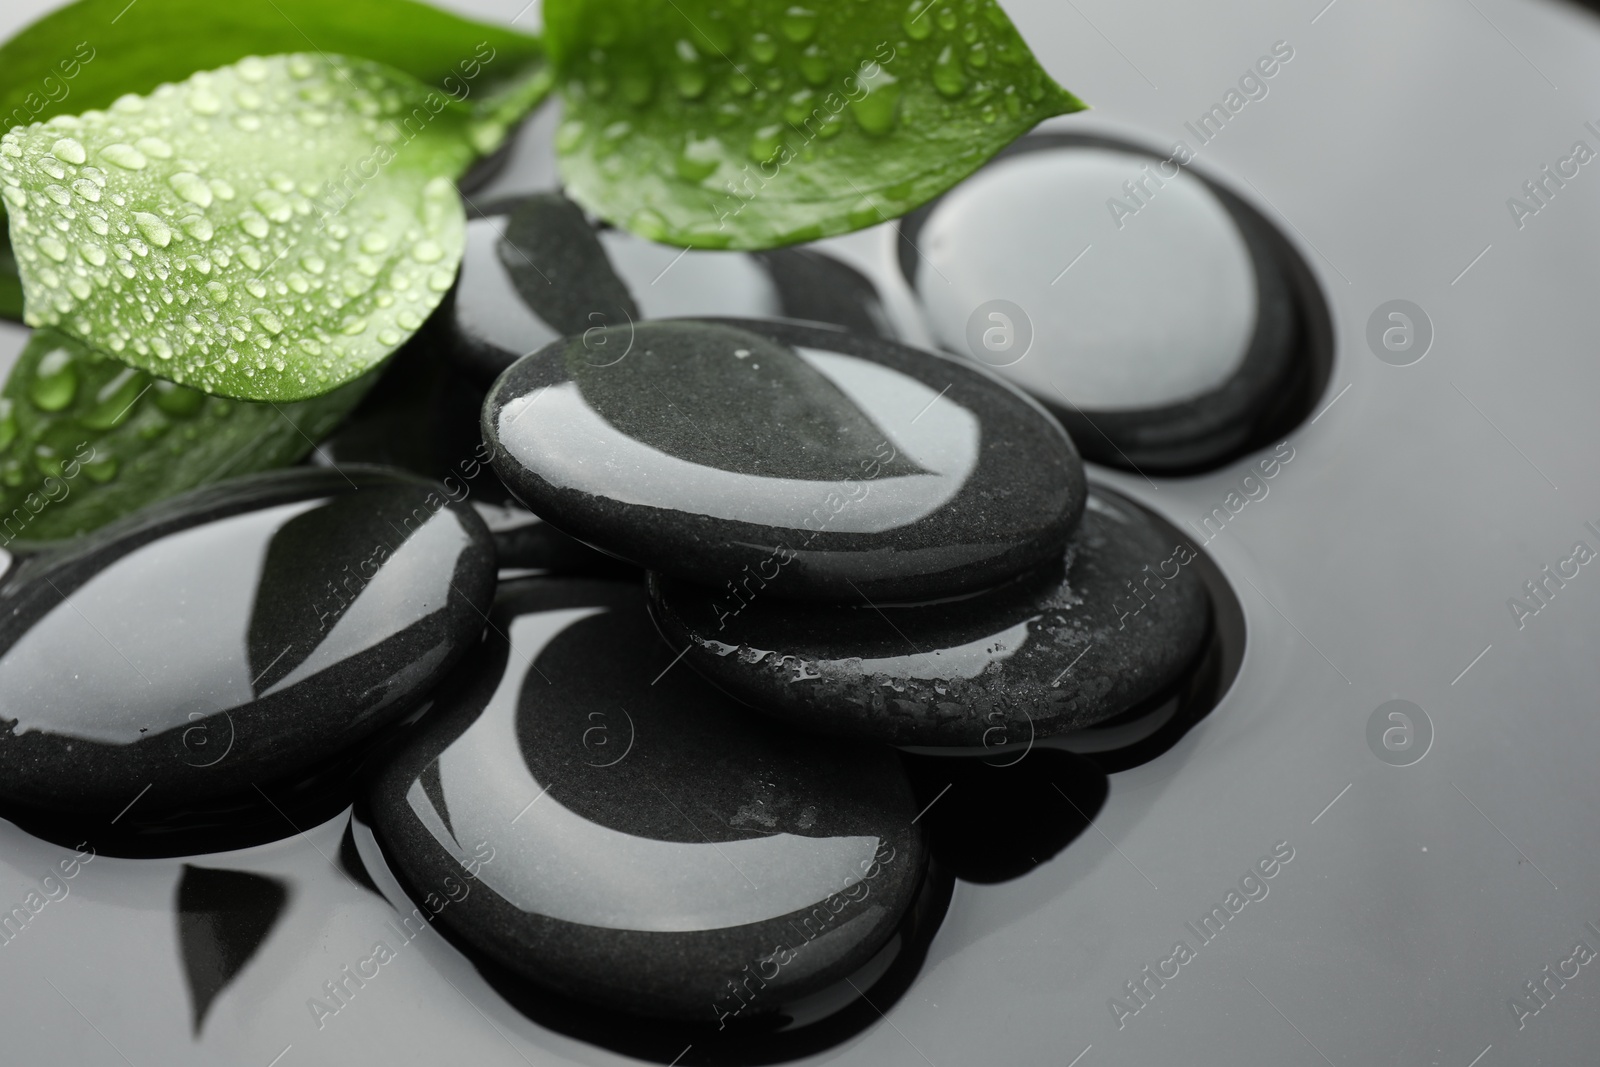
[0,0,549,142]
[2,53,472,402]
[544,0,1086,249]
[0,327,375,543]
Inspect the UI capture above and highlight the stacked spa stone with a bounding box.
[361,190,1212,1026]
[478,316,1214,748]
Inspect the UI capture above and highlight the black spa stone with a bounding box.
[898,134,1305,474]
[446,194,639,386]
[0,466,496,825]
[446,194,895,386]
[483,318,1086,602]
[649,491,1211,746]
[365,578,926,1022]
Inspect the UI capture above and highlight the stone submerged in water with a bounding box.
[366,578,926,1021]
[901,137,1302,473]
[483,318,1085,602]
[649,491,1211,746]
[0,466,496,828]
[445,193,895,386]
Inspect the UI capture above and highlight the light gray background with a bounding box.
[2,1,1598,1065]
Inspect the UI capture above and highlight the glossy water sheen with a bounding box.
[0,467,496,820]
[448,195,893,387]
[367,579,926,1020]
[485,319,1084,601]
[598,229,894,339]
[650,491,1211,745]
[900,134,1314,475]
[917,147,1258,410]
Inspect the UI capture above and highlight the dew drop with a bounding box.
[135,136,173,159]
[377,328,401,345]
[360,232,390,254]
[133,212,173,248]
[38,237,68,262]
[168,171,213,207]
[748,123,786,163]
[79,241,106,266]
[749,32,778,63]
[101,143,148,170]
[799,44,831,86]
[934,44,969,97]
[851,73,902,135]
[180,214,213,241]
[43,184,71,206]
[245,278,268,298]
[237,56,270,83]
[409,240,443,264]
[205,281,230,304]
[70,178,100,202]
[781,6,819,42]
[904,2,934,39]
[253,189,292,223]
[239,211,270,239]
[29,347,78,411]
[301,253,327,274]
[52,137,86,165]
[251,307,285,334]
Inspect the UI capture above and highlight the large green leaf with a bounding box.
[2,54,471,401]
[544,0,1085,249]
[0,0,549,141]
[0,327,374,543]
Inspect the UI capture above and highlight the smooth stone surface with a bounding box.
[471,500,638,580]
[484,318,1085,602]
[0,466,496,821]
[447,194,895,386]
[599,229,894,340]
[447,194,639,386]
[649,491,1211,746]
[901,136,1302,472]
[366,578,927,1021]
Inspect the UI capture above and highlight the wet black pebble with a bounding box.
[366,578,927,1022]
